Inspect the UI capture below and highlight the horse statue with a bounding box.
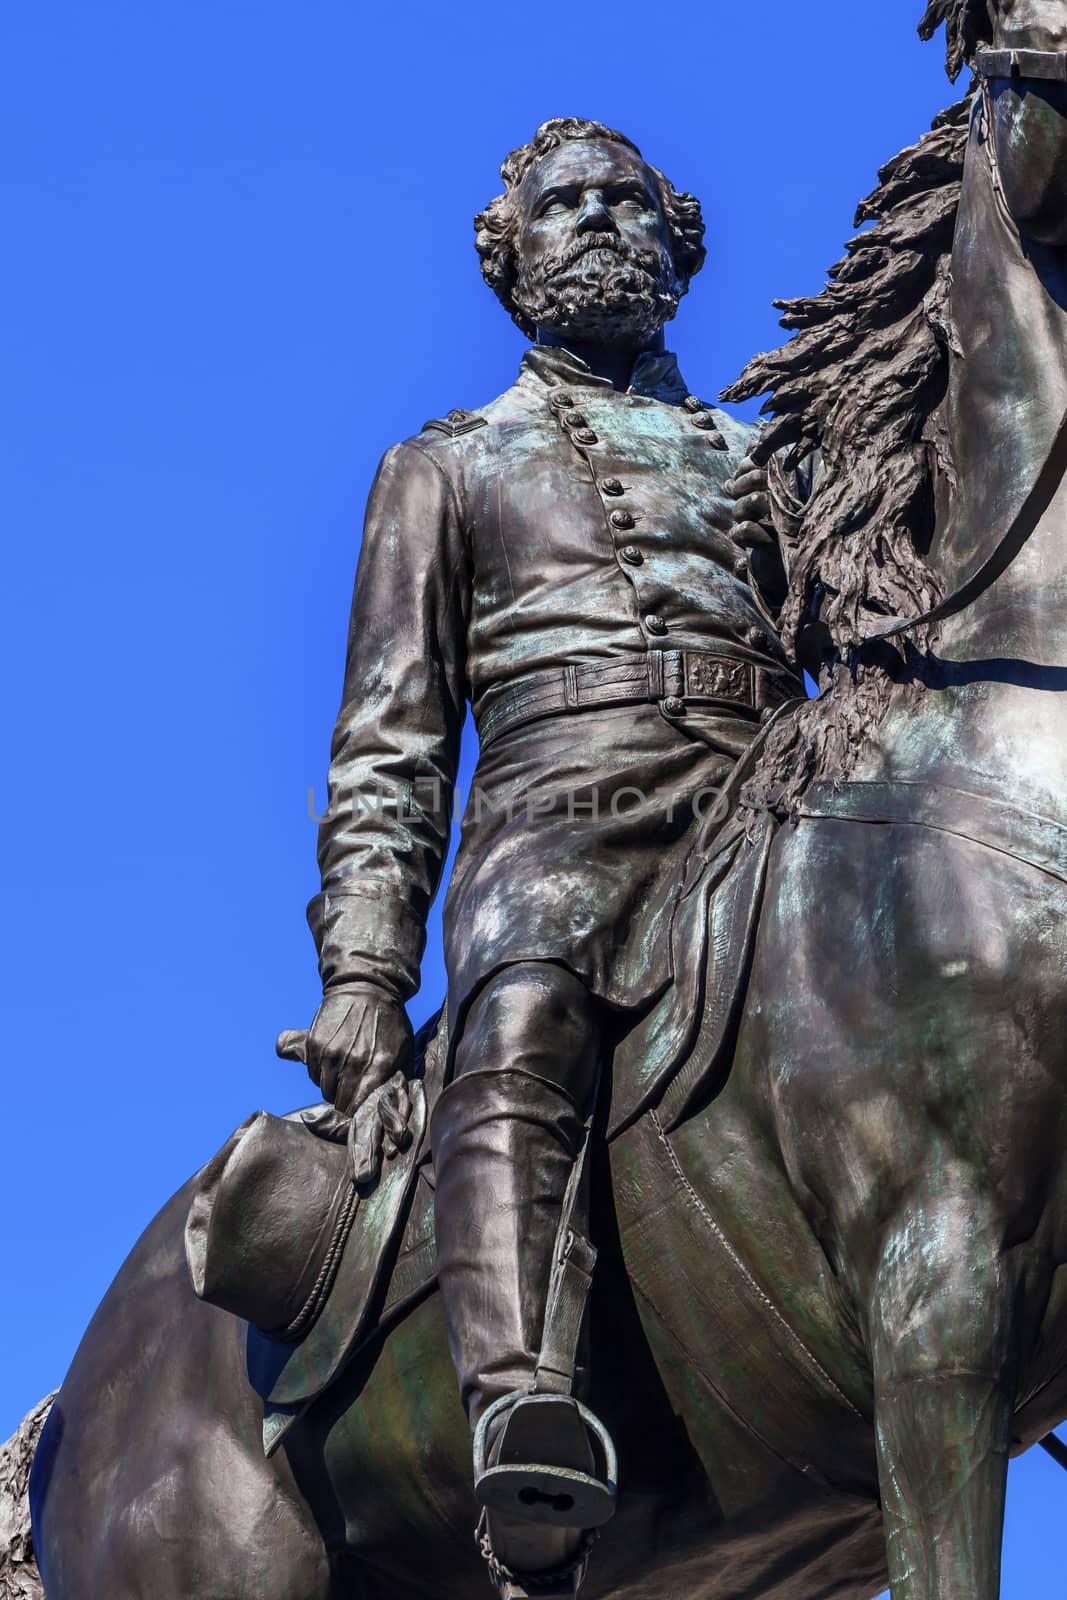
[26,2,1067,1595]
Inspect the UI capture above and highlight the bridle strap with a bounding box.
[977,47,1067,82]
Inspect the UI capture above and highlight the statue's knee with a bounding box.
[455,962,601,1101]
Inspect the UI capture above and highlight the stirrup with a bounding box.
[473,1393,617,1530]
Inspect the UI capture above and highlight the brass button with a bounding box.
[690,411,717,430]
[621,545,643,565]
[610,509,635,530]
[707,431,729,450]
[683,395,704,413]
[662,695,686,717]
[574,429,599,445]
[746,626,770,650]
[734,556,749,579]
[549,391,575,409]
[563,411,586,428]
[645,614,667,636]
[601,477,624,496]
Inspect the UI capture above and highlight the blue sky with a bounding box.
[2,1,1065,1590]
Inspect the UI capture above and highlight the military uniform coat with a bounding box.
[310,345,798,1041]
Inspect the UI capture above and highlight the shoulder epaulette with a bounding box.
[421,407,488,439]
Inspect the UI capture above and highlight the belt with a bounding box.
[475,650,800,751]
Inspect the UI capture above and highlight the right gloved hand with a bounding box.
[276,981,414,1119]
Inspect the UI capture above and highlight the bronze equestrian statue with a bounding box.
[26,2,1067,1596]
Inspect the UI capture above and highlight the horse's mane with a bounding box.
[728,8,990,813]
[919,0,995,80]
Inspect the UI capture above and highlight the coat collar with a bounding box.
[519,344,691,406]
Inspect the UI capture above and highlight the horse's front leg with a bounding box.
[987,0,1067,244]
[868,1185,1017,1600]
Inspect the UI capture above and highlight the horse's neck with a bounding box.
[853,89,1067,819]
[940,90,1067,653]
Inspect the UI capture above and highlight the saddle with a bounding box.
[184,703,798,1454]
[605,702,794,1138]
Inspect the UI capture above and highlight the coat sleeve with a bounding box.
[308,438,471,1001]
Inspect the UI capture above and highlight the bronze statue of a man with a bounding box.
[295,117,798,1592]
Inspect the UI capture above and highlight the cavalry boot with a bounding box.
[431,1067,616,1595]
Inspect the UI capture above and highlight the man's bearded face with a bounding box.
[512,141,682,342]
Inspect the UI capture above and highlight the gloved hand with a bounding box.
[725,454,788,614]
[276,981,414,1118]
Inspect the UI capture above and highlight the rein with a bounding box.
[858,47,1067,649]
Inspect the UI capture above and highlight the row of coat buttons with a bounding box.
[605,487,642,566]
[684,394,729,449]
[549,390,600,445]
[551,415,648,575]
[546,385,772,674]
[547,384,732,616]
[586,453,667,634]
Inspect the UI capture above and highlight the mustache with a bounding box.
[544,232,636,280]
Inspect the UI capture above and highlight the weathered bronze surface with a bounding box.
[25,2,1067,1597]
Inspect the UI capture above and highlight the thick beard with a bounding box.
[513,235,681,342]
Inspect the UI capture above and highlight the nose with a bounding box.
[575,189,615,235]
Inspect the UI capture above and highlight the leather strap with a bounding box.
[535,1118,596,1396]
[476,651,799,751]
[977,47,1067,82]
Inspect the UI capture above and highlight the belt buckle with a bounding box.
[684,653,747,706]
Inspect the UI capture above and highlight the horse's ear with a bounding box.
[918,0,994,81]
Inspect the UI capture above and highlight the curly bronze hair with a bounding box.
[475,118,707,338]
